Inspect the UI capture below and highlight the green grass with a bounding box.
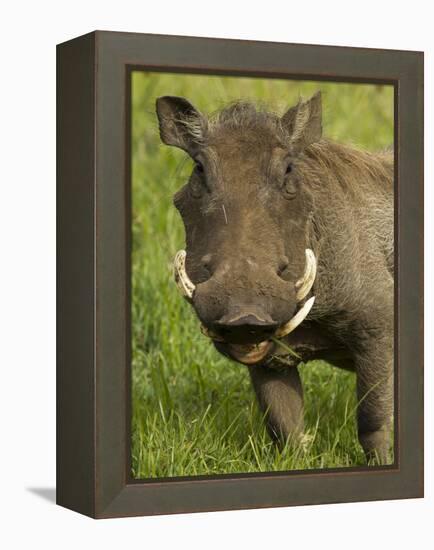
[131,72,394,478]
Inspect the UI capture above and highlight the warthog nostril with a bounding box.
[277,257,290,277]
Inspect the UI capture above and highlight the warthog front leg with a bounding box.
[248,365,304,443]
[355,340,394,465]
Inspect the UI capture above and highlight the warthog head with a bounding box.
[156,92,322,364]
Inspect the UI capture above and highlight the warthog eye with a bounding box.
[190,177,203,198]
[189,160,205,198]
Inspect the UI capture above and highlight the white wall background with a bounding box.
[1,1,432,548]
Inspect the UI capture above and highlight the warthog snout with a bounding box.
[190,254,297,345]
[174,248,317,352]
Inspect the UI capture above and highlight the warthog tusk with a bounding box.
[295,249,317,302]
[274,296,316,339]
[174,250,196,299]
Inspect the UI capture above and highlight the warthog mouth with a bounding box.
[213,340,274,365]
[173,249,317,365]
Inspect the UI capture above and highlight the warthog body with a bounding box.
[156,92,394,463]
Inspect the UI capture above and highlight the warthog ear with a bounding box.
[281,91,322,150]
[156,96,205,154]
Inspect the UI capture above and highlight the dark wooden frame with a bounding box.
[57,30,424,519]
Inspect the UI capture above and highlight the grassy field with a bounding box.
[131,72,394,479]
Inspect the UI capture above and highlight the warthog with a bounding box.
[156,92,394,463]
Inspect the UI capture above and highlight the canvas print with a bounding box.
[130,72,394,479]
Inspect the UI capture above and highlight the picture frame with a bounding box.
[57,30,424,518]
